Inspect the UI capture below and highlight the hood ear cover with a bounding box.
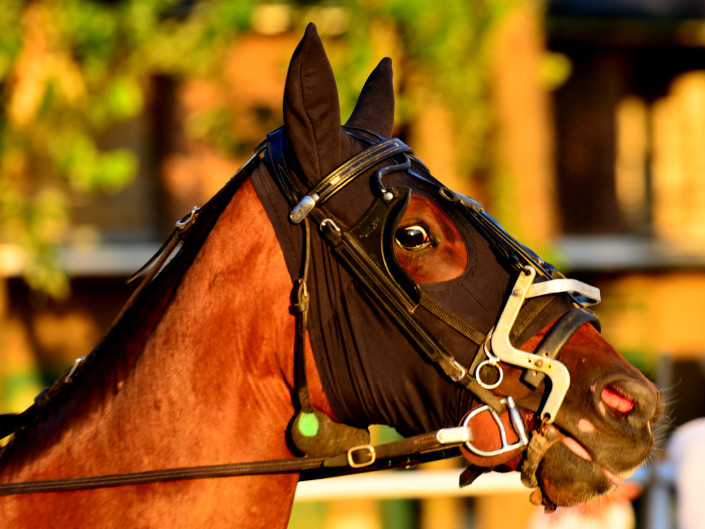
[284,23,395,188]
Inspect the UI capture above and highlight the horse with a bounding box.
[0,24,662,528]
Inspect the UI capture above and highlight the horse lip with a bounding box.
[604,467,624,486]
[554,425,636,487]
[514,404,638,487]
[562,436,592,462]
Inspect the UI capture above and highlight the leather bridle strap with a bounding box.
[0,425,472,495]
[289,218,313,414]
[288,137,413,223]
[521,307,600,389]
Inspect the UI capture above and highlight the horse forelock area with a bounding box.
[0,176,308,528]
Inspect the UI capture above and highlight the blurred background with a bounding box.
[2,0,705,527]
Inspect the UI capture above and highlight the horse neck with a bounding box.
[117,175,298,464]
[1,176,302,528]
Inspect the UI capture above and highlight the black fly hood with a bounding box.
[251,24,600,453]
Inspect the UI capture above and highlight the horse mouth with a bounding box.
[460,403,646,506]
[531,420,642,507]
[549,424,634,483]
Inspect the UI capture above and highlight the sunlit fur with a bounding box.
[0,178,322,528]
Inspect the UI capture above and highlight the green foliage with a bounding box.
[0,0,256,296]
[0,0,520,297]
[336,0,521,178]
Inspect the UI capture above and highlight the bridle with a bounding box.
[0,128,601,500]
[264,127,602,505]
[264,126,599,437]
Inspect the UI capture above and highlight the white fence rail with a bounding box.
[294,469,526,502]
[295,464,676,529]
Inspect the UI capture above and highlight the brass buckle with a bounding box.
[346,445,376,468]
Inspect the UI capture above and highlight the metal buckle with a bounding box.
[448,359,468,383]
[461,396,529,458]
[346,445,376,468]
[175,206,200,231]
[319,218,341,234]
[64,356,87,383]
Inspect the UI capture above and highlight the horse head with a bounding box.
[0,24,664,525]
[256,24,663,509]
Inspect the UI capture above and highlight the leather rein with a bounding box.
[0,129,601,497]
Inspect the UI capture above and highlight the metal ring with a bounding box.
[474,359,504,390]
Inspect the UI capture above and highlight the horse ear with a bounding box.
[283,23,343,185]
[345,58,395,138]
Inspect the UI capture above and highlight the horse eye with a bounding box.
[395,225,433,251]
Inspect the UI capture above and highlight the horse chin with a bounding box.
[460,404,640,508]
[535,437,624,507]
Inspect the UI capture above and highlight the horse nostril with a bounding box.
[601,384,636,416]
[597,377,661,428]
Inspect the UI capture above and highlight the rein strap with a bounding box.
[0,426,472,495]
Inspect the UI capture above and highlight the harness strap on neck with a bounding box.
[0,149,264,444]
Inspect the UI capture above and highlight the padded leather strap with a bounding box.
[521,307,600,389]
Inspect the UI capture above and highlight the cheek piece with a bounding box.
[436,190,601,478]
